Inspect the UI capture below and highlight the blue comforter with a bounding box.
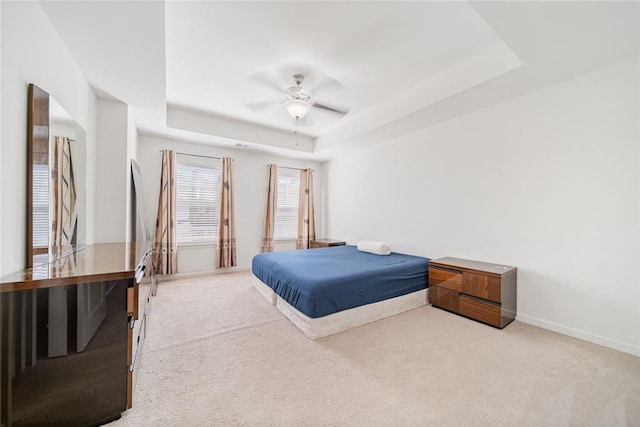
[252,245,430,318]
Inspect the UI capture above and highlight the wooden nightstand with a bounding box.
[310,239,346,249]
[429,257,517,329]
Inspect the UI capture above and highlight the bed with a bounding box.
[251,245,430,339]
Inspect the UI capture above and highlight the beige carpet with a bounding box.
[110,271,640,426]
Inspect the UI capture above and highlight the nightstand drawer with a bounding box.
[310,239,346,249]
[459,295,501,327]
[429,286,459,312]
[430,257,516,329]
[462,272,501,303]
[429,268,462,292]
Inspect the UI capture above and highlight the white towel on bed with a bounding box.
[357,240,391,256]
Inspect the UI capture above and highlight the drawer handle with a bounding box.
[130,334,141,372]
[135,266,146,283]
[430,266,462,274]
[461,293,501,307]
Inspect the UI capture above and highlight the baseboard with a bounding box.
[516,312,640,357]
[155,266,252,282]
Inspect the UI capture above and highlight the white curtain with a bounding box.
[217,157,237,268]
[154,149,178,275]
[296,168,316,249]
[261,164,278,253]
[50,136,77,248]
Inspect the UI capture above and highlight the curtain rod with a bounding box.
[158,150,233,161]
[268,164,315,172]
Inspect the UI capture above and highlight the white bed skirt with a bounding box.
[252,275,278,305]
[252,274,428,340]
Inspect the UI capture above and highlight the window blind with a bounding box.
[176,163,220,245]
[274,168,300,240]
[33,164,49,247]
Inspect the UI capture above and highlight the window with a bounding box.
[274,168,300,240]
[32,163,50,248]
[176,162,219,245]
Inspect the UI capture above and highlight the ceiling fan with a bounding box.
[246,72,349,123]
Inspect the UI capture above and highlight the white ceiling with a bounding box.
[40,1,640,161]
[166,1,501,136]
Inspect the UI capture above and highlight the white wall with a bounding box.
[1,2,96,276]
[137,135,324,274]
[325,58,639,356]
[0,1,4,277]
[94,98,130,243]
[85,100,97,246]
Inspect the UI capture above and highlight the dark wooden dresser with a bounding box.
[429,257,517,329]
[310,239,346,249]
[0,242,152,426]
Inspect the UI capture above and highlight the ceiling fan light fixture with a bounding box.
[283,98,311,120]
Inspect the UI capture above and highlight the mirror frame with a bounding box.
[26,83,50,269]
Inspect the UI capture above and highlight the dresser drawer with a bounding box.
[462,272,501,303]
[459,295,501,327]
[127,285,138,319]
[429,268,462,292]
[429,286,459,312]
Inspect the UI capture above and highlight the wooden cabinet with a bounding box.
[0,243,151,426]
[127,249,156,409]
[429,257,517,329]
[310,239,346,249]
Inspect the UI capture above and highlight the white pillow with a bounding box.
[357,240,391,256]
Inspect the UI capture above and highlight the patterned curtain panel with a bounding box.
[154,149,178,275]
[51,136,77,248]
[261,164,278,253]
[296,168,316,250]
[217,157,237,268]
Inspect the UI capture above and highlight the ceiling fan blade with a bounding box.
[245,100,279,112]
[310,72,343,94]
[313,101,349,116]
[247,71,283,95]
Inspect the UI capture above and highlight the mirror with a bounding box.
[131,159,152,243]
[27,84,87,268]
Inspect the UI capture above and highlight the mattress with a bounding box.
[251,245,430,318]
